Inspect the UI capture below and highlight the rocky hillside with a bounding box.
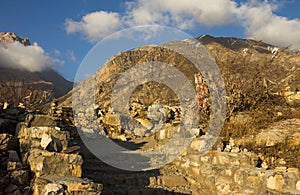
[61,35,300,165]
[63,35,300,129]
[0,32,73,110]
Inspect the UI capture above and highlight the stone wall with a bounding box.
[167,137,300,195]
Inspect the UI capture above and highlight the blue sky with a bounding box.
[0,0,300,81]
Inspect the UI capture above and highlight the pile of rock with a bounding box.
[0,102,102,194]
[17,114,102,194]
[0,103,30,194]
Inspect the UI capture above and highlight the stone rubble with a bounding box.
[0,104,103,194]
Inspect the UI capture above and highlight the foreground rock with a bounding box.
[16,113,102,194]
[33,176,102,195]
[28,149,83,177]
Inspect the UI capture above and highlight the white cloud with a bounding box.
[66,50,77,62]
[65,11,122,43]
[236,1,300,48]
[53,49,61,56]
[125,0,237,28]
[0,42,64,72]
[65,0,300,48]
[65,0,237,43]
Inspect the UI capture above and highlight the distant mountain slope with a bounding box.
[197,35,275,53]
[60,35,300,109]
[58,35,299,136]
[0,68,73,98]
[0,32,73,109]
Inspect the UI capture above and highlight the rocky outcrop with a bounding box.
[0,32,30,46]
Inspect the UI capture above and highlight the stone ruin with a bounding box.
[0,102,102,195]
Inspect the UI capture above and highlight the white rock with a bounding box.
[229,138,235,147]
[278,158,286,165]
[261,161,268,169]
[157,129,166,140]
[3,102,8,109]
[224,145,231,152]
[296,181,300,192]
[135,118,153,130]
[42,183,64,195]
[231,147,240,153]
[117,134,127,142]
[267,176,275,190]
[40,134,52,149]
[189,128,200,137]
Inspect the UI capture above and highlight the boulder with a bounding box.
[18,126,69,156]
[27,149,83,177]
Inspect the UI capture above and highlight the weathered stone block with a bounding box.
[267,174,285,191]
[18,126,69,155]
[296,181,300,192]
[28,149,83,177]
[32,176,102,195]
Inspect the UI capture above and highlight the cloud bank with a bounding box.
[0,41,64,72]
[65,11,122,43]
[65,0,300,48]
[237,1,300,48]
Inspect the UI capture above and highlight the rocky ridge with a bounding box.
[0,32,30,46]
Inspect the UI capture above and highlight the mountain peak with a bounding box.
[0,32,30,46]
[196,35,276,53]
